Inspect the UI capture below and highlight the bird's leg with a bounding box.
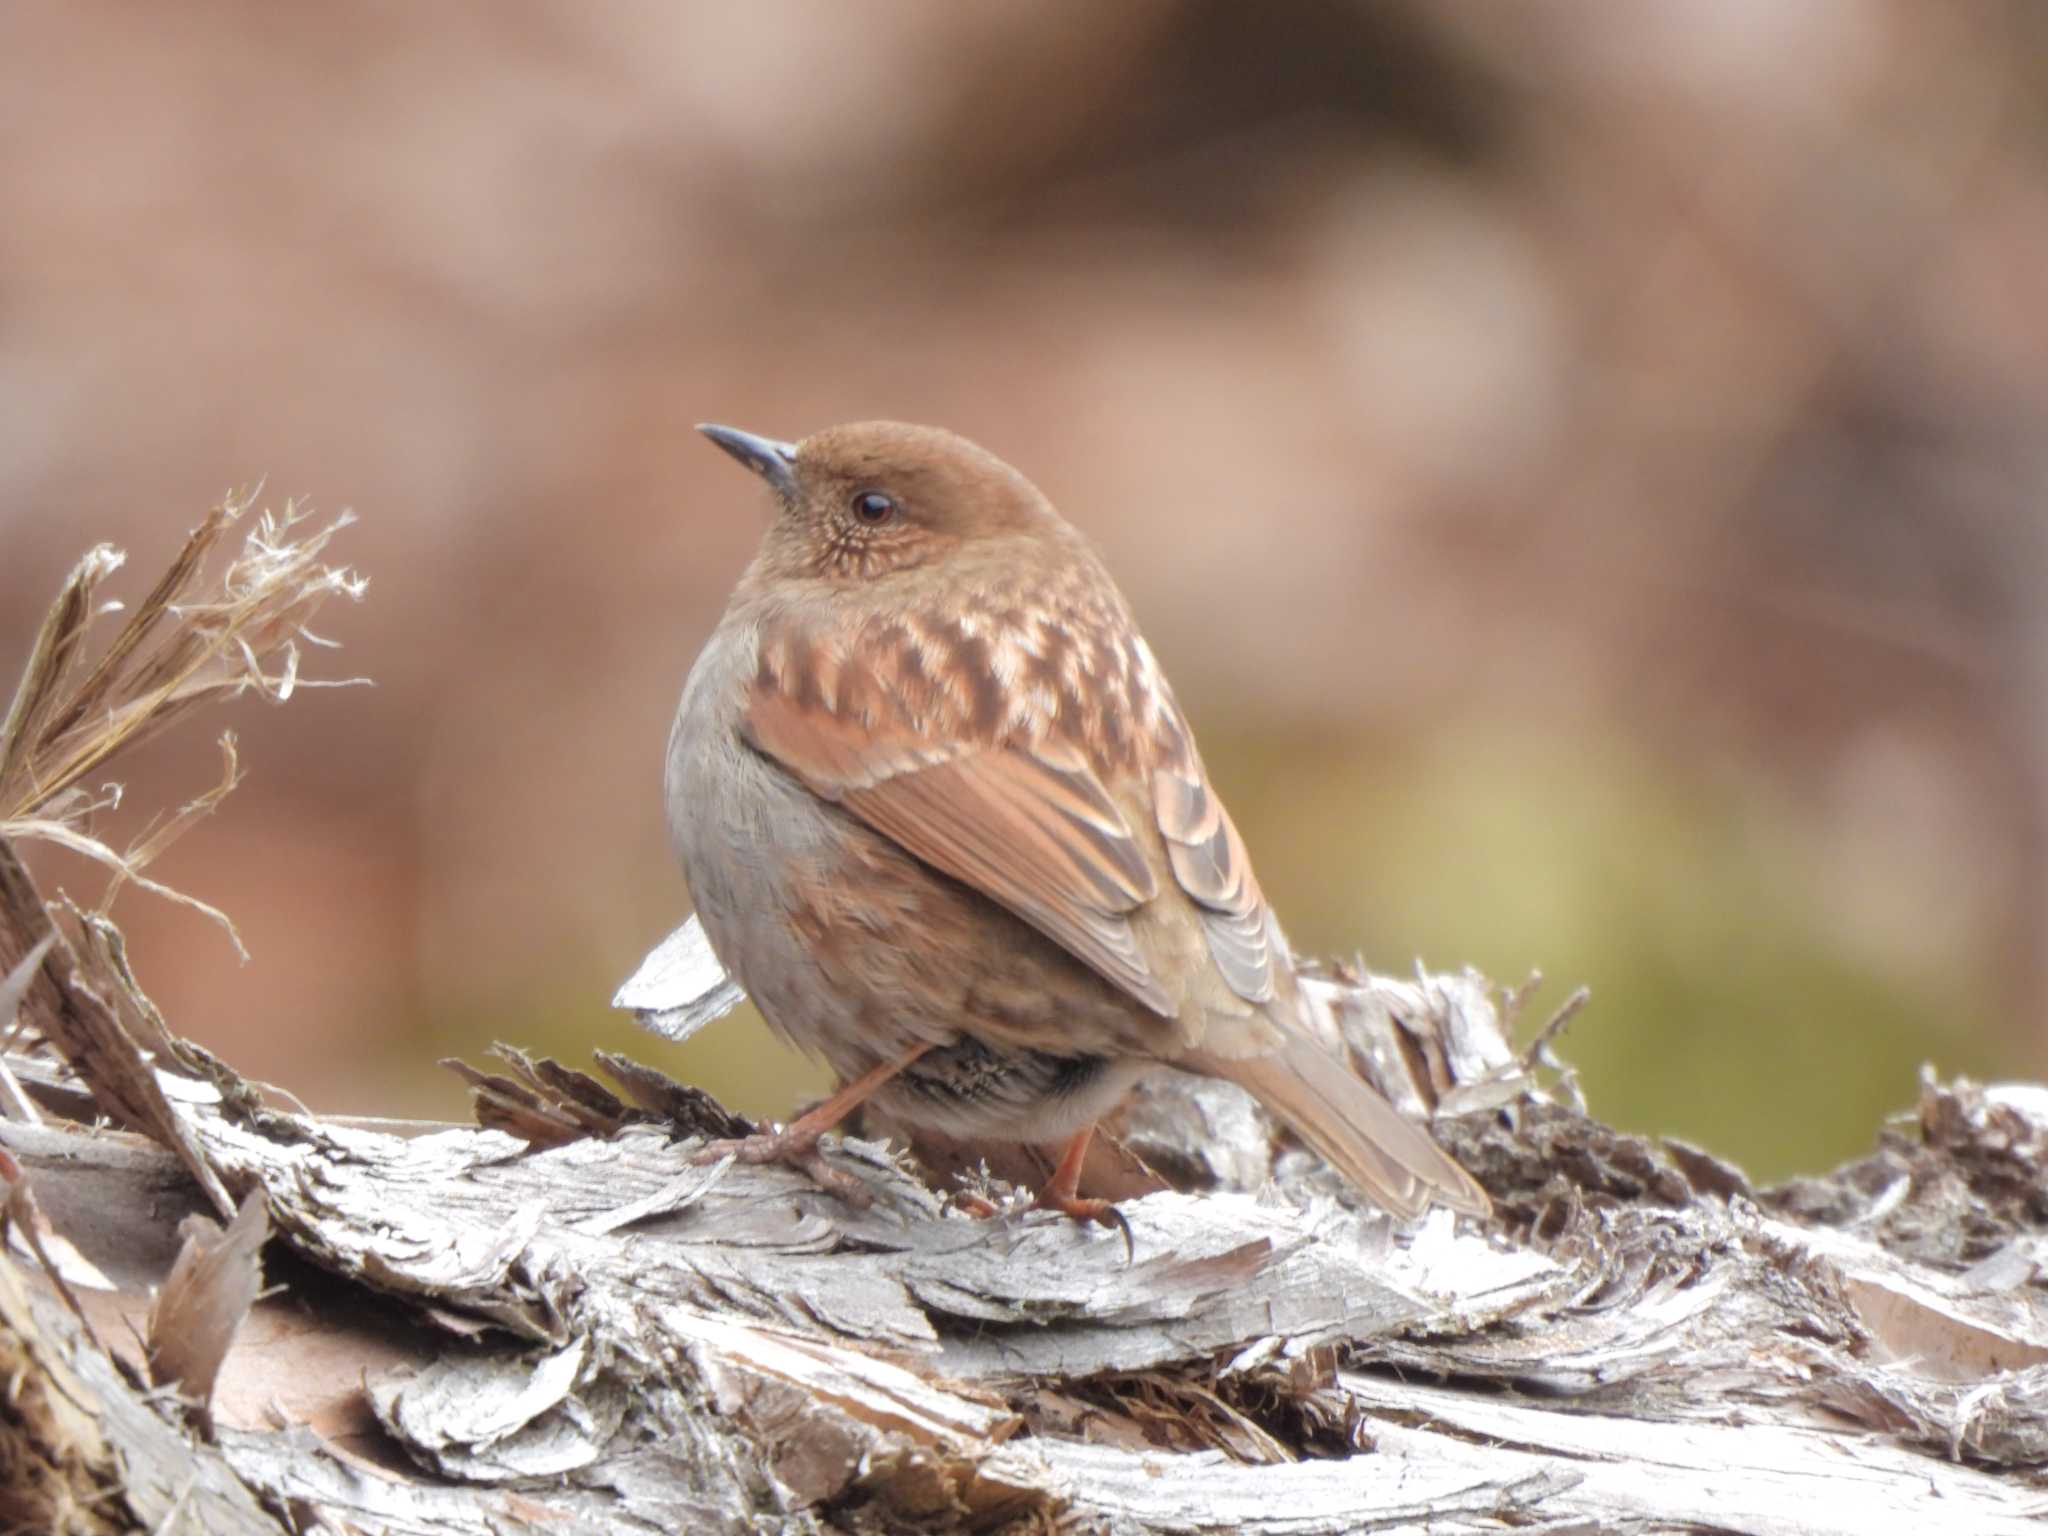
[1031,1124,1134,1260]
[690,1042,932,1208]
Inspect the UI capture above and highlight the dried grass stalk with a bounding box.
[0,493,364,949]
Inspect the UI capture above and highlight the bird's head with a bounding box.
[698,420,1068,587]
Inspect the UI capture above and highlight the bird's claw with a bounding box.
[690,1131,875,1209]
[1031,1191,1135,1263]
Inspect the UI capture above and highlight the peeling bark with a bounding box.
[2,888,2046,1533]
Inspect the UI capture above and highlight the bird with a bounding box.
[666,419,1489,1237]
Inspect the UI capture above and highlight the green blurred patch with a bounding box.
[1208,725,2006,1184]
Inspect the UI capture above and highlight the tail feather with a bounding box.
[1189,1038,1490,1219]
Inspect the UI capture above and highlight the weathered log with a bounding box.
[1,879,2044,1533]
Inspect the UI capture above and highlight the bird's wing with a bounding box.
[742,611,1291,1021]
[1148,709,1283,1007]
[744,684,1175,1016]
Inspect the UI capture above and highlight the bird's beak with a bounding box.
[697,423,799,503]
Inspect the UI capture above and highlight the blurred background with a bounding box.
[3,2,2043,1182]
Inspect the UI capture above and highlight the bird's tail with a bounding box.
[1186,1036,1490,1219]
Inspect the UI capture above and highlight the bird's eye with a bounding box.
[850,490,896,525]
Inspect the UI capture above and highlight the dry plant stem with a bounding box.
[100,735,244,928]
[1521,985,1591,1072]
[0,495,363,956]
[0,545,124,797]
[0,1055,42,1126]
[7,499,356,815]
[0,934,54,1124]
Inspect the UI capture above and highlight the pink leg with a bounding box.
[691,1043,931,1208]
[1031,1124,1133,1259]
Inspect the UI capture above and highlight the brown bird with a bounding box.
[668,420,1489,1234]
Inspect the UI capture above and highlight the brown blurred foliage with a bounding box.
[3,2,2044,1179]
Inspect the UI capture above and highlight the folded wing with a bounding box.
[744,686,1173,1016]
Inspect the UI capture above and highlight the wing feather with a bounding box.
[745,686,1174,1016]
[1153,727,1280,1005]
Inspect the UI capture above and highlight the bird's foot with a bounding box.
[690,1128,873,1209]
[686,1046,939,1212]
[948,1183,1133,1260]
[1031,1188,1134,1262]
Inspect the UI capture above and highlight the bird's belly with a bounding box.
[670,709,1150,1129]
[876,1038,1152,1142]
